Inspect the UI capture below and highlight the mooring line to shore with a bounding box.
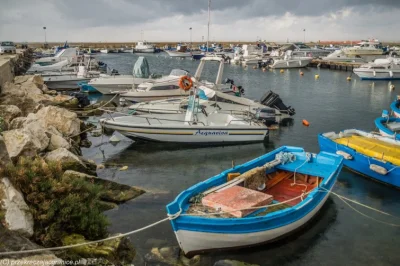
[0,188,398,256]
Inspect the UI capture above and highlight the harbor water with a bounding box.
[83,53,400,265]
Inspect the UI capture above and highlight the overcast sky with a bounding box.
[1,0,399,42]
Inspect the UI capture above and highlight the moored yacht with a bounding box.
[343,39,384,56]
[135,41,155,53]
[353,57,400,80]
[322,49,365,63]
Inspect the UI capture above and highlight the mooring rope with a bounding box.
[0,185,398,256]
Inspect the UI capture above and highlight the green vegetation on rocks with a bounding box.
[2,157,109,247]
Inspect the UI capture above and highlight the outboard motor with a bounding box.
[260,90,296,116]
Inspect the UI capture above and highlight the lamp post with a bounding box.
[303,29,306,43]
[189,27,192,49]
[43,26,47,44]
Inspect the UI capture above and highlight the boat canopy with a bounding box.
[133,56,150,78]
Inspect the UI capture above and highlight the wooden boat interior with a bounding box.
[187,169,322,218]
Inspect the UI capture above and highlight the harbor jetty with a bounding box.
[0,50,145,265]
[309,59,362,71]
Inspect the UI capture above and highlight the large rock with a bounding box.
[47,134,71,151]
[144,246,202,266]
[0,105,22,130]
[35,106,80,136]
[0,136,11,170]
[45,148,95,175]
[62,234,135,264]
[0,223,61,263]
[62,170,145,203]
[0,178,34,237]
[2,123,50,160]
[9,117,27,130]
[0,95,39,116]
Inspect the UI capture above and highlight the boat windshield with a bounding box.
[170,69,189,76]
[295,43,311,49]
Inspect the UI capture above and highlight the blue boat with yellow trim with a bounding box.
[166,146,343,255]
[318,129,400,188]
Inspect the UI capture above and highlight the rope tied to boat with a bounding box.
[1,187,398,256]
[291,152,311,190]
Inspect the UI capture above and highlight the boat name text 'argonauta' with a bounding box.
[195,130,229,136]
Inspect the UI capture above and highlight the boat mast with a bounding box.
[206,0,210,54]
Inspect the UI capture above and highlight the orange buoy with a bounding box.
[302,119,310,126]
[280,69,284,73]
[262,68,266,72]
[300,71,304,76]
[253,66,257,69]
[178,75,193,91]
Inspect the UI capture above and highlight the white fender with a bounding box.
[389,71,393,77]
[336,150,353,160]
[373,71,376,77]
[370,164,388,175]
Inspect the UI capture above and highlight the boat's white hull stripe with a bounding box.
[175,192,329,254]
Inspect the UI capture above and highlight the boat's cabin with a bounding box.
[136,41,153,47]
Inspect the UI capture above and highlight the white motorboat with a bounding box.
[120,56,238,104]
[353,57,400,80]
[88,57,157,94]
[27,60,70,73]
[101,89,269,144]
[322,50,365,63]
[119,69,191,102]
[343,39,384,56]
[34,48,78,66]
[100,49,110,54]
[128,88,295,124]
[232,45,264,65]
[135,41,155,53]
[42,66,100,90]
[277,43,330,58]
[165,44,193,57]
[270,50,312,69]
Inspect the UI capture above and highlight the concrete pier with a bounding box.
[0,49,32,88]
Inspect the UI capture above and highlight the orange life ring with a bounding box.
[179,75,193,91]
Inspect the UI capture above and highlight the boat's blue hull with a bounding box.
[374,117,400,140]
[78,82,99,93]
[166,146,343,254]
[391,100,400,118]
[318,133,400,188]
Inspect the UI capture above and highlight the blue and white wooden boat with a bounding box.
[390,97,400,118]
[166,146,343,255]
[78,81,99,93]
[318,129,400,188]
[374,110,400,140]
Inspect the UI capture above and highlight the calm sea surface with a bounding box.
[82,53,400,266]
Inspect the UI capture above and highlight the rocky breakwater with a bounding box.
[0,75,145,265]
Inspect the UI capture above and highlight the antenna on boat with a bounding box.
[207,0,211,55]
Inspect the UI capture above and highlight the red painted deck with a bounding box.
[265,177,318,206]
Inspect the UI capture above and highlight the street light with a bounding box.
[189,27,192,49]
[43,26,47,44]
